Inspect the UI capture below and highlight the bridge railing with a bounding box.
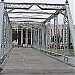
[32,2,75,67]
[0,2,12,70]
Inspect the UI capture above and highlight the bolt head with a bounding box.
[65,0,68,4]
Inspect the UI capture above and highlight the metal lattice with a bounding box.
[63,11,69,57]
[4,3,65,10]
[47,20,50,49]
[54,15,58,50]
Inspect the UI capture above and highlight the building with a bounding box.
[12,23,75,48]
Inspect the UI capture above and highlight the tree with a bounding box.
[12,29,17,42]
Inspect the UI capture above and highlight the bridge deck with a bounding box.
[0,47,75,75]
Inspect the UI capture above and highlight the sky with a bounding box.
[1,0,75,24]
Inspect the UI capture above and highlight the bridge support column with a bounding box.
[33,28,36,48]
[36,28,38,46]
[10,26,12,48]
[46,20,51,50]
[54,15,58,52]
[26,28,28,47]
[63,11,69,57]
[39,28,42,48]
[65,3,75,54]
[33,29,35,45]
[21,28,23,46]
[46,29,47,47]
[0,2,4,57]
[9,25,12,49]
[31,28,32,46]
[33,29,35,46]
[42,24,45,50]
[38,28,39,49]
[17,26,18,45]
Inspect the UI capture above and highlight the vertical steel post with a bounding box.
[38,28,39,49]
[17,25,18,45]
[65,1,75,54]
[39,28,42,47]
[26,28,28,47]
[35,28,37,47]
[21,28,23,45]
[0,2,4,57]
[10,25,12,48]
[54,15,58,52]
[47,20,51,50]
[31,28,32,46]
[63,11,69,60]
[33,28,35,47]
[36,28,38,47]
[42,24,45,50]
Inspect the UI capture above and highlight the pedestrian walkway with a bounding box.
[0,47,75,75]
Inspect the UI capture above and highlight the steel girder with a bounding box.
[10,21,42,25]
[9,10,65,24]
[9,17,47,19]
[46,20,50,49]
[4,2,66,24]
[4,3,65,10]
[8,11,53,14]
[54,15,58,50]
[43,10,64,24]
[63,11,69,59]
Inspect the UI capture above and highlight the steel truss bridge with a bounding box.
[0,0,75,72]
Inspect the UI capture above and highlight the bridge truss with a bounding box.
[0,0,75,71]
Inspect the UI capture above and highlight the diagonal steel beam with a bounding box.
[7,9,14,13]
[43,10,64,23]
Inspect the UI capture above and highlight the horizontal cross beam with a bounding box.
[10,20,35,22]
[5,2,65,10]
[9,17,47,19]
[10,21,42,24]
[5,2,65,6]
[8,11,53,14]
[10,21,42,27]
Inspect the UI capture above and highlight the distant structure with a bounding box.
[12,24,73,48]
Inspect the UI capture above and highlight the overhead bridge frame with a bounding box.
[4,2,66,24]
[4,2,65,10]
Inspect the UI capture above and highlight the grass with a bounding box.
[42,48,74,56]
[68,48,74,56]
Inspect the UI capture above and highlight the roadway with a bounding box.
[0,47,75,75]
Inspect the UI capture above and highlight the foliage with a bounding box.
[12,29,17,41]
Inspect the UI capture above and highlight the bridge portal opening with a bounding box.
[0,1,75,70]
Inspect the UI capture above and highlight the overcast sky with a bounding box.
[1,0,75,24]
